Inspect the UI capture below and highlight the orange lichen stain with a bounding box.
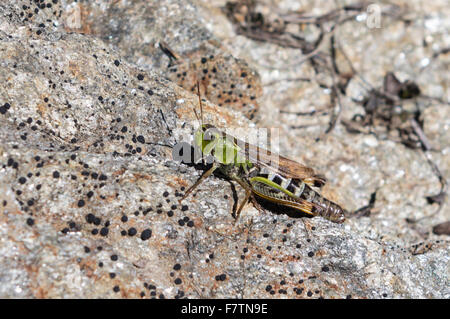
[314,249,327,258]
[34,286,51,299]
[68,61,86,82]
[172,176,189,188]
[111,168,126,177]
[192,217,203,228]
[164,46,261,119]
[323,280,340,291]
[79,258,100,280]
[24,264,52,298]
[130,173,153,182]
[302,220,314,232]
[119,286,143,298]
[62,4,93,35]
[36,102,47,117]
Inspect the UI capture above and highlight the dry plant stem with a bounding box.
[263,77,311,86]
[316,37,344,141]
[410,118,433,151]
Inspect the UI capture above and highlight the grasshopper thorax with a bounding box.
[194,124,251,168]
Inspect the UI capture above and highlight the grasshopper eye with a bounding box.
[204,131,215,141]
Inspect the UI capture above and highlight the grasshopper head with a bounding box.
[194,124,220,157]
[194,124,240,165]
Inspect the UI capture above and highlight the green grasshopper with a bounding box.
[180,85,346,223]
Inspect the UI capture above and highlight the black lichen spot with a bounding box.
[52,171,60,178]
[308,251,314,257]
[114,60,120,66]
[174,278,182,285]
[100,227,109,236]
[137,135,145,143]
[140,229,152,240]
[77,199,85,207]
[113,286,120,293]
[215,274,227,281]
[110,254,118,261]
[137,74,144,81]
[18,177,27,184]
[173,263,181,271]
[0,103,10,114]
[26,218,34,226]
[85,213,95,224]
[321,266,329,272]
[294,287,303,295]
[128,227,137,236]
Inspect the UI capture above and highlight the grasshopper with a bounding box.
[180,84,346,223]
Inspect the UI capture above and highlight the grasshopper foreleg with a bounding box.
[180,163,218,202]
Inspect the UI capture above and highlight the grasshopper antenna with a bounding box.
[192,103,200,126]
[158,41,180,67]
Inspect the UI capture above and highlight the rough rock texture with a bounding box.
[0,0,448,298]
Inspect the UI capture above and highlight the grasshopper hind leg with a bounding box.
[235,189,252,222]
[231,176,255,222]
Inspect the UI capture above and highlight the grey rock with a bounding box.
[0,0,448,299]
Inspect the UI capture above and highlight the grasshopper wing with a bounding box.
[231,134,326,187]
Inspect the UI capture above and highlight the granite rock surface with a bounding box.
[0,0,448,298]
